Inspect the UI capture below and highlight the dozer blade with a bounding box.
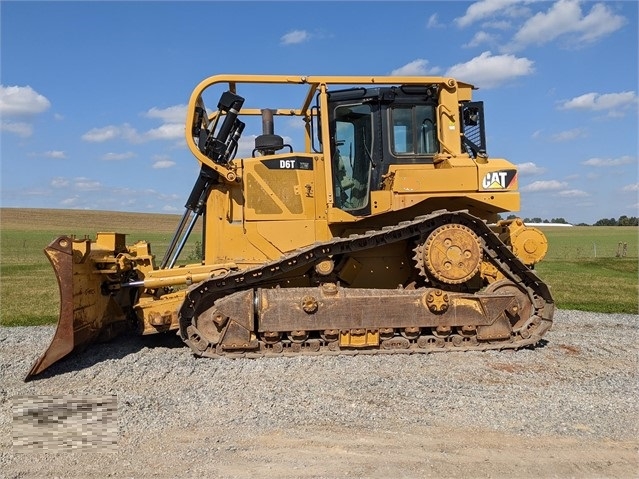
[25,236,129,381]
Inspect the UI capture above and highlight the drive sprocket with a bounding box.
[413,223,482,284]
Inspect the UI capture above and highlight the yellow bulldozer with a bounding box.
[26,74,553,380]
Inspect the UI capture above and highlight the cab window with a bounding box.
[333,103,373,211]
[391,105,438,155]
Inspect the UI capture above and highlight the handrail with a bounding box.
[185,75,471,179]
[436,103,456,155]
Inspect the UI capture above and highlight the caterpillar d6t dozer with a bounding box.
[26,74,553,380]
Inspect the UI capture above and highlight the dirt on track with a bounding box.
[1,309,638,478]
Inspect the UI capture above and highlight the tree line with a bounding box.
[503,214,638,226]
[591,216,639,227]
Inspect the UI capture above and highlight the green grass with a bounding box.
[536,258,638,314]
[0,260,59,326]
[534,226,638,314]
[539,226,638,260]
[0,209,637,327]
[0,208,202,327]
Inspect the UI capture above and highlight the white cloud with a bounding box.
[4,179,186,212]
[21,188,50,196]
[1,85,50,137]
[559,91,637,112]
[0,85,51,116]
[520,180,568,192]
[152,159,176,169]
[577,2,627,42]
[82,124,138,142]
[390,59,440,76]
[146,123,184,141]
[60,196,80,206]
[455,0,525,28]
[156,192,180,201]
[508,0,626,51]
[82,104,186,144]
[516,162,546,175]
[51,177,69,188]
[236,134,258,158]
[82,122,182,143]
[83,126,118,142]
[445,51,534,88]
[622,183,639,192]
[551,128,587,142]
[286,117,306,130]
[74,178,102,190]
[463,31,498,48]
[0,120,33,137]
[280,30,310,45]
[510,0,581,47]
[44,150,66,159]
[557,189,590,198]
[456,1,626,53]
[102,152,136,161]
[482,20,513,30]
[582,156,634,167]
[426,13,444,29]
[145,105,187,123]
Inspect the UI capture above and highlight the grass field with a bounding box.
[1,208,202,327]
[1,208,637,327]
[535,225,638,314]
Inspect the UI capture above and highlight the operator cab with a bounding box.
[325,85,486,215]
[326,86,440,214]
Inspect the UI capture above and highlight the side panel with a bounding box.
[240,153,331,260]
[203,183,272,267]
[204,153,332,266]
[256,220,316,253]
[244,154,317,221]
[391,163,477,193]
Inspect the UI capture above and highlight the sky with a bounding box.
[1,0,637,225]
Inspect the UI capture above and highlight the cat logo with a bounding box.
[481,169,517,190]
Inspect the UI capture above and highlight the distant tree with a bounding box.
[551,217,568,224]
[523,217,531,223]
[542,219,550,223]
[618,216,638,226]
[531,217,542,223]
[594,217,617,226]
[506,214,518,220]
[576,222,590,226]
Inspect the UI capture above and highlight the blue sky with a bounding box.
[1,0,637,224]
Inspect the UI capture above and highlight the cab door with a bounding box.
[329,102,374,215]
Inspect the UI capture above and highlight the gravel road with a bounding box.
[1,310,637,478]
